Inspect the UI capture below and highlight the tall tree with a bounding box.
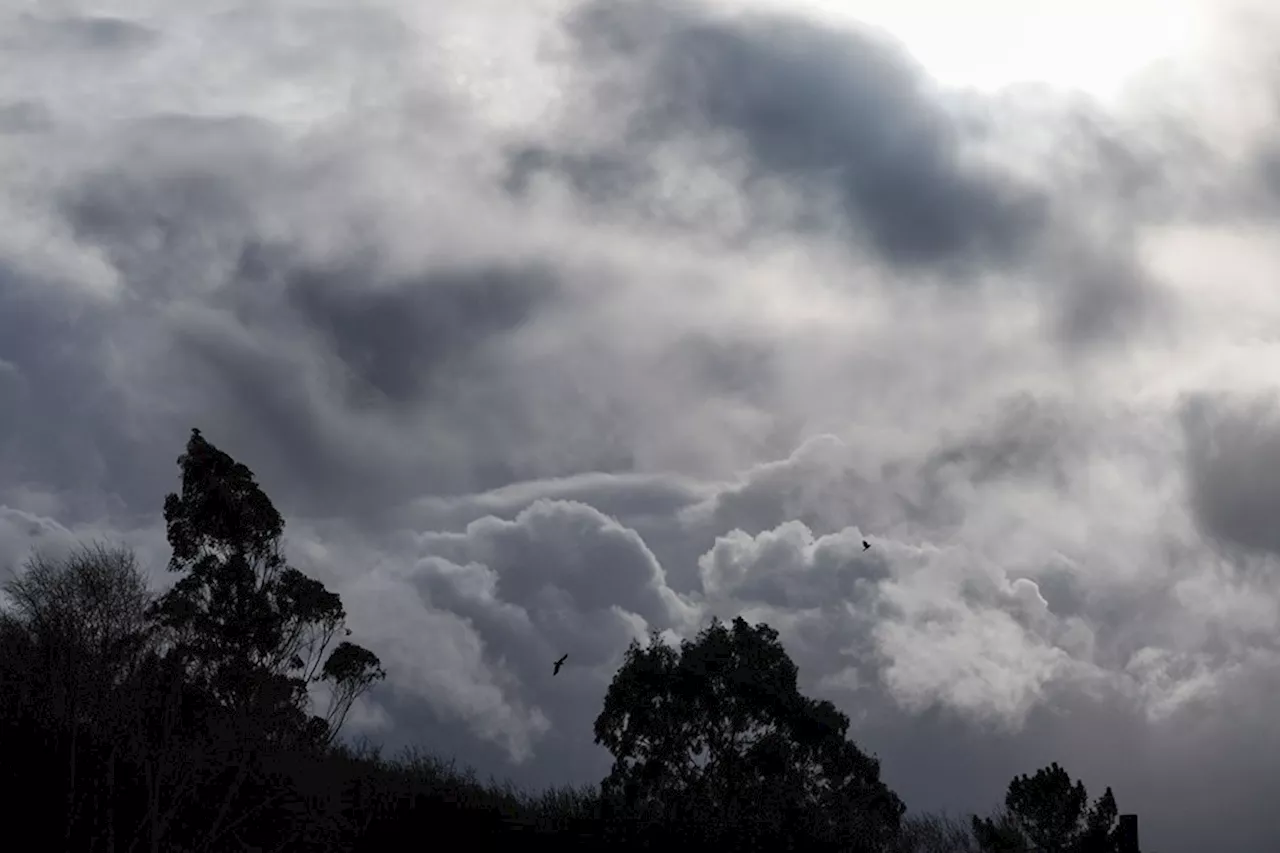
[973,762,1121,853]
[147,428,385,746]
[594,616,904,850]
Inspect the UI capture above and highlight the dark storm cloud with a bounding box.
[1182,391,1280,557]
[158,260,566,519]
[2,13,157,54]
[0,507,77,580]
[52,112,306,440]
[921,393,1075,490]
[62,111,560,388]
[0,261,161,520]
[656,331,778,405]
[504,147,644,210]
[1047,240,1159,347]
[0,100,51,134]
[505,0,1178,351]
[44,109,573,517]
[285,261,558,406]
[552,0,1048,269]
[1231,113,1280,221]
[62,114,287,300]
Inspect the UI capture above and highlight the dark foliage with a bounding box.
[150,428,385,745]
[0,429,1138,851]
[594,616,906,851]
[973,762,1126,853]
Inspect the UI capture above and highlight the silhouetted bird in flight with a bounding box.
[553,654,568,676]
[862,540,871,551]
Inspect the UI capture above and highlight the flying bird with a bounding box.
[553,654,568,676]
[862,540,871,551]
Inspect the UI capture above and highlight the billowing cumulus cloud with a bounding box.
[6,0,1280,850]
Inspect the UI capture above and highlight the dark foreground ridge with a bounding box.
[0,428,1145,851]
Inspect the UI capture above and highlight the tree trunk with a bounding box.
[106,745,117,853]
[65,720,78,851]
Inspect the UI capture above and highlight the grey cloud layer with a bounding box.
[524,0,1206,347]
[4,1,1280,851]
[565,0,1045,268]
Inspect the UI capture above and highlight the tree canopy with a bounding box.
[148,428,385,746]
[972,761,1122,853]
[595,615,905,850]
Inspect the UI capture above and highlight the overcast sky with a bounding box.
[5,1,1280,849]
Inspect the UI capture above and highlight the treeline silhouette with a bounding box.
[0,429,1140,852]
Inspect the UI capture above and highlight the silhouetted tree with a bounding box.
[0,431,640,851]
[147,427,385,748]
[595,616,905,850]
[2,543,154,725]
[0,543,158,849]
[973,762,1121,853]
